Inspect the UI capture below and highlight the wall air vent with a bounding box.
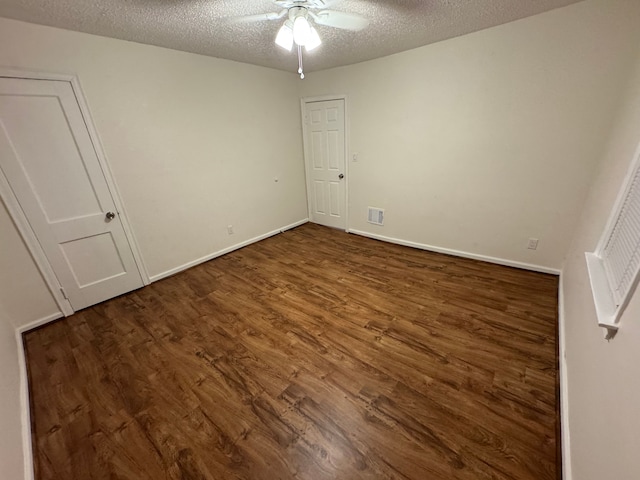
[368,207,384,226]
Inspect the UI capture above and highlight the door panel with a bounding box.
[311,131,323,169]
[0,77,143,311]
[304,99,346,229]
[313,180,325,214]
[330,182,340,216]
[2,95,103,222]
[60,233,126,287]
[327,131,339,170]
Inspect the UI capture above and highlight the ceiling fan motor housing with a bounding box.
[276,0,326,10]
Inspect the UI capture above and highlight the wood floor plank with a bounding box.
[24,223,560,479]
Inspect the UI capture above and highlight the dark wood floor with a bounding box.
[25,223,560,480]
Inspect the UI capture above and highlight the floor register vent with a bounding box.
[368,207,385,226]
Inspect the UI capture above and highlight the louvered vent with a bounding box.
[367,207,384,226]
[602,166,640,306]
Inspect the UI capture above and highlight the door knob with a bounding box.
[105,212,116,221]
[338,174,344,179]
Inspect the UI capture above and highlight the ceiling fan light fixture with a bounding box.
[292,15,311,46]
[305,26,321,51]
[275,20,294,51]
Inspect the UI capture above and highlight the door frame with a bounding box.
[300,94,349,232]
[0,68,150,317]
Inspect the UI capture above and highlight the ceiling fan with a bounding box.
[232,0,369,78]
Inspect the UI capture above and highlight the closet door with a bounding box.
[0,77,143,310]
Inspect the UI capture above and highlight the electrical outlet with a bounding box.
[227,225,234,235]
[527,238,539,250]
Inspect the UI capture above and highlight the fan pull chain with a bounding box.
[297,45,304,79]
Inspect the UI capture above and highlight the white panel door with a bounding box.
[303,99,346,230]
[0,78,143,311]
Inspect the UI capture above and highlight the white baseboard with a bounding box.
[16,312,64,335]
[13,222,566,480]
[149,218,309,282]
[14,311,64,480]
[15,334,34,480]
[347,229,561,275]
[558,276,572,480]
[13,218,311,479]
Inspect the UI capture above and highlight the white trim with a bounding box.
[0,67,76,83]
[15,313,64,480]
[16,330,34,480]
[0,169,74,316]
[300,94,349,232]
[302,94,349,103]
[11,216,308,478]
[348,229,562,275]
[557,276,572,480]
[16,312,64,335]
[300,99,312,222]
[585,252,619,337]
[149,219,308,282]
[68,76,150,285]
[585,137,640,336]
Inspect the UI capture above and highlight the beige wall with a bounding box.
[0,201,59,329]
[3,1,640,479]
[0,317,23,480]
[0,192,58,480]
[0,19,308,480]
[0,17,308,330]
[561,45,640,480]
[299,0,640,271]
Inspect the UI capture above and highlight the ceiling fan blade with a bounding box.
[311,10,369,31]
[230,9,287,24]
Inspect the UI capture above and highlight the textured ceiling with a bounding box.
[0,0,584,73]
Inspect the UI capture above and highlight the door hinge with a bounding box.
[60,287,69,300]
